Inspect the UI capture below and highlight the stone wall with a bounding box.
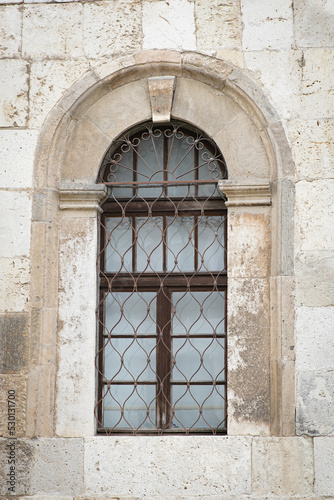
[0,0,333,498]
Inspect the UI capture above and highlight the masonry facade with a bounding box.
[0,1,333,498]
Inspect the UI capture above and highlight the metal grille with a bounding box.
[96,122,227,434]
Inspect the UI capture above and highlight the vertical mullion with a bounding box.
[194,143,199,197]
[156,287,172,430]
[133,145,137,197]
[194,215,198,271]
[132,217,137,273]
[98,290,105,427]
[163,215,167,272]
[163,131,168,196]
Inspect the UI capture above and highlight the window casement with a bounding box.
[96,121,228,434]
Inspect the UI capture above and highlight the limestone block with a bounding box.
[29,60,90,128]
[0,314,28,373]
[227,278,270,434]
[295,251,334,307]
[0,5,21,57]
[244,50,302,120]
[241,0,293,50]
[29,307,57,367]
[296,370,334,435]
[252,437,313,496]
[0,438,32,495]
[0,59,28,127]
[0,257,30,312]
[195,0,241,51]
[62,118,110,184]
[0,130,38,189]
[301,48,334,119]
[56,217,98,436]
[0,374,27,438]
[227,209,270,278]
[217,49,244,68]
[296,307,334,372]
[28,439,83,496]
[213,112,270,183]
[287,119,334,180]
[172,78,241,138]
[295,180,334,253]
[143,0,196,51]
[314,437,334,496]
[83,0,141,59]
[0,190,32,258]
[0,0,21,3]
[294,0,334,48]
[26,365,55,438]
[84,436,251,496]
[85,80,151,141]
[22,3,83,59]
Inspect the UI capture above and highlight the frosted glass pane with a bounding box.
[136,134,163,197]
[103,385,156,429]
[172,291,225,335]
[172,385,225,430]
[172,338,225,382]
[137,217,163,272]
[105,338,156,382]
[167,216,194,272]
[167,135,194,197]
[197,215,225,271]
[111,148,133,198]
[105,292,157,335]
[105,217,132,272]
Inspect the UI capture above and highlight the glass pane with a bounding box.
[136,217,163,272]
[171,384,226,430]
[103,384,156,429]
[197,215,225,271]
[105,217,132,272]
[110,147,133,198]
[167,135,195,197]
[172,338,225,382]
[167,216,194,272]
[105,292,157,335]
[104,338,156,382]
[136,133,164,198]
[172,291,225,335]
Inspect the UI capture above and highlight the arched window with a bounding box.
[96,121,228,434]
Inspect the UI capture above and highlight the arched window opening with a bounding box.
[96,121,228,434]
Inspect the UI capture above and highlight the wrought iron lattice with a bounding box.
[96,121,228,434]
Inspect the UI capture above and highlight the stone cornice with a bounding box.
[218,181,271,206]
[59,183,108,212]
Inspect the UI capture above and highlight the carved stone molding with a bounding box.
[218,181,271,206]
[59,183,108,212]
[148,76,176,123]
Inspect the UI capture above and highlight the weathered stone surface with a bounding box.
[0,438,32,495]
[0,5,21,58]
[228,278,270,435]
[0,374,27,438]
[0,314,28,373]
[296,307,334,372]
[28,439,83,496]
[84,436,252,496]
[295,180,334,252]
[172,77,241,138]
[301,48,334,119]
[0,59,28,127]
[84,80,151,141]
[296,370,334,436]
[252,437,313,496]
[143,0,196,51]
[0,190,32,258]
[244,50,302,120]
[287,119,334,181]
[83,1,141,59]
[29,60,90,128]
[22,3,83,59]
[56,217,98,437]
[26,365,55,438]
[314,437,334,496]
[241,0,293,50]
[0,130,38,189]
[217,49,244,68]
[227,209,270,278]
[148,76,176,123]
[196,0,241,51]
[0,257,30,312]
[294,0,334,48]
[296,251,334,307]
